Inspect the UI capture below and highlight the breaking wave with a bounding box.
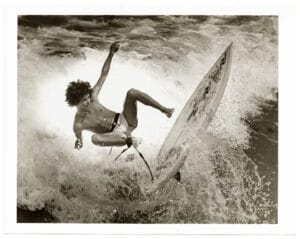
[17,15,277,223]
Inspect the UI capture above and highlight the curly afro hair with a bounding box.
[65,80,92,106]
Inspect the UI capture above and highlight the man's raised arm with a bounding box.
[92,42,120,97]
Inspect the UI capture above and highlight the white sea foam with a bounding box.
[17,16,277,223]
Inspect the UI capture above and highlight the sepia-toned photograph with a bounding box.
[17,15,278,224]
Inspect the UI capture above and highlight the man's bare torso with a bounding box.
[75,100,116,134]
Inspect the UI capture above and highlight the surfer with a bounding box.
[65,42,174,150]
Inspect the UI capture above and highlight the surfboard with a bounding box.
[145,43,233,194]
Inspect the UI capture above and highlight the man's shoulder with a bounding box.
[74,110,85,121]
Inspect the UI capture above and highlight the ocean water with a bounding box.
[17,15,278,223]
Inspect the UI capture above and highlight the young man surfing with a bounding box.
[65,42,174,150]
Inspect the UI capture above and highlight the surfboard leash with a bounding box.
[114,137,154,182]
[114,147,130,161]
[133,147,154,182]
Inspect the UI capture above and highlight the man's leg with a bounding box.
[92,132,142,148]
[122,88,174,129]
[91,132,127,147]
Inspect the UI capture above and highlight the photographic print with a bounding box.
[17,15,278,224]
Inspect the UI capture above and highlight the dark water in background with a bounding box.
[244,95,278,221]
[17,15,278,223]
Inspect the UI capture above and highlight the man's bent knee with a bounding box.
[127,88,139,98]
[91,134,98,145]
[91,134,103,146]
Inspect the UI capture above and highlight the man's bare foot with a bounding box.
[165,108,175,118]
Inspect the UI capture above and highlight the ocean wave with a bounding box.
[17,15,277,223]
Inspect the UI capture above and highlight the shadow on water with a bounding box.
[244,92,278,223]
[17,207,57,223]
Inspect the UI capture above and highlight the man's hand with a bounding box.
[75,138,83,150]
[110,42,120,54]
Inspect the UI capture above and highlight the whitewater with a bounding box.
[17,15,277,223]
